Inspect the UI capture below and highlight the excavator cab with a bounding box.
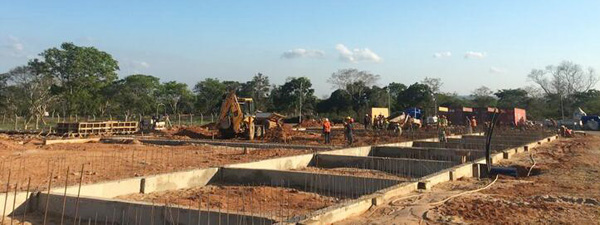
[238,98,255,116]
[217,91,257,140]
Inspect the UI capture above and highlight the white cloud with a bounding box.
[335,44,382,63]
[1,35,25,57]
[139,61,150,68]
[464,51,486,59]
[433,51,452,58]
[489,66,507,74]
[281,48,325,59]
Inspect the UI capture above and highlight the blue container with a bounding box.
[404,107,422,119]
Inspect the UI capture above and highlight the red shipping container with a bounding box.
[498,108,527,126]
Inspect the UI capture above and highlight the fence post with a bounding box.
[201,113,203,125]
[178,114,181,126]
[75,114,78,122]
[14,114,18,130]
[190,114,193,126]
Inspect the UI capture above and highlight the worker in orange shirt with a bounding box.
[322,118,332,144]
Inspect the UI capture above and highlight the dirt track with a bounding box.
[336,135,600,224]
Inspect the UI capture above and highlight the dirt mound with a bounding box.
[171,126,217,139]
[299,119,321,127]
[264,124,294,143]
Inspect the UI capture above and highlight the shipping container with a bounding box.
[444,107,474,125]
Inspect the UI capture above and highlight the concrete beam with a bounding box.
[314,154,457,178]
[136,138,335,150]
[218,168,399,197]
[372,146,485,162]
[36,193,273,225]
[226,154,314,170]
[43,138,101,145]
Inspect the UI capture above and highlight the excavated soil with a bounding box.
[117,184,342,221]
[293,167,409,181]
[336,134,600,224]
[0,138,310,193]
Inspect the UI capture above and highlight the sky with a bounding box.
[1,0,600,97]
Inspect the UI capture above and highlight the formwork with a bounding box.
[56,121,139,136]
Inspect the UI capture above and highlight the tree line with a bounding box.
[1,42,599,128]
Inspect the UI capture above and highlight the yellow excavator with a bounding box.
[217,90,284,140]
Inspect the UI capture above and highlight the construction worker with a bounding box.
[470,116,477,133]
[322,118,331,144]
[438,115,449,142]
[363,114,372,130]
[344,117,354,146]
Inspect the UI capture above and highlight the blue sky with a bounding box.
[1,0,599,97]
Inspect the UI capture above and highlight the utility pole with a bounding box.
[387,89,391,113]
[299,81,303,125]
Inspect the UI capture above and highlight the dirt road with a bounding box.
[336,135,600,224]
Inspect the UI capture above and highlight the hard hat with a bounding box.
[324,118,329,121]
[346,116,351,120]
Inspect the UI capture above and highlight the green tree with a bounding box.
[387,82,407,112]
[4,65,55,129]
[270,77,316,115]
[194,78,227,114]
[397,83,432,109]
[112,74,161,117]
[471,86,497,107]
[31,42,119,116]
[158,81,194,115]
[438,93,470,108]
[573,90,600,115]
[495,88,530,109]
[316,89,354,119]
[245,73,271,111]
[328,68,380,115]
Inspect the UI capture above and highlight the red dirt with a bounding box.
[298,119,321,127]
[117,184,342,220]
[337,134,600,224]
[0,138,310,193]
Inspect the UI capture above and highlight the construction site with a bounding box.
[3,107,595,225]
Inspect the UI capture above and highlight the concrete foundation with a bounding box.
[36,193,274,225]
[314,154,457,178]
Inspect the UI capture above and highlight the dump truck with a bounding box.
[217,90,284,140]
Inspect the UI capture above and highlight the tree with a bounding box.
[438,93,470,108]
[158,81,193,115]
[528,61,598,119]
[112,74,161,117]
[471,86,496,107]
[316,89,354,119]
[387,82,407,112]
[421,77,443,116]
[421,77,443,94]
[327,68,380,115]
[495,88,530,109]
[397,83,432,109]
[31,42,119,116]
[245,73,271,111]
[194,78,227,114]
[270,77,316,116]
[573,90,600,115]
[4,65,55,129]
